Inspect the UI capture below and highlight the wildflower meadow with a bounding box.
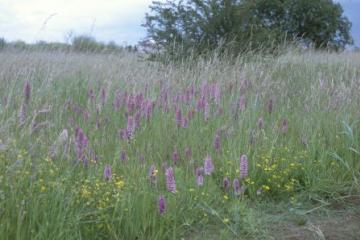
[0,50,359,239]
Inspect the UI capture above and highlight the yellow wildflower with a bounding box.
[115,180,125,189]
[223,218,230,224]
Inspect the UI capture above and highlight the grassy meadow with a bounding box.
[0,49,359,239]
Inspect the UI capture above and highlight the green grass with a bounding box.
[0,49,359,239]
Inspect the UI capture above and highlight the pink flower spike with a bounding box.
[196,167,204,186]
[104,164,112,181]
[233,178,240,196]
[213,133,221,153]
[165,167,176,193]
[204,100,210,121]
[223,177,230,189]
[23,81,31,105]
[126,116,135,140]
[100,87,107,105]
[175,108,182,127]
[240,154,248,179]
[172,150,179,165]
[158,195,166,215]
[204,155,214,175]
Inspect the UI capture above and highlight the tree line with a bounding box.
[0,35,137,53]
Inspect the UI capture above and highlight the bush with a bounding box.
[72,35,105,53]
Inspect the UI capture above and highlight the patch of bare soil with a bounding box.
[273,196,360,240]
[275,214,360,240]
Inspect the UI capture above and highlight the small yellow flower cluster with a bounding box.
[40,186,47,192]
[115,180,125,189]
[81,185,92,198]
[253,146,307,196]
[73,170,125,210]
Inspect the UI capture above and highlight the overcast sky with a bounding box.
[0,0,359,46]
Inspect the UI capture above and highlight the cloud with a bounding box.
[0,0,153,44]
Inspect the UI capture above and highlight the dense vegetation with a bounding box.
[0,35,137,53]
[0,49,359,239]
[142,0,353,57]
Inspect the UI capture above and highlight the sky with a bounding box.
[0,0,359,46]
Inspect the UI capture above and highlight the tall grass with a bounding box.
[0,49,359,239]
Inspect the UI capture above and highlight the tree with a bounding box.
[142,0,246,56]
[142,0,353,56]
[242,0,353,50]
[0,38,6,50]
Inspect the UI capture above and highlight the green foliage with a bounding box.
[143,0,353,58]
[34,41,71,51]
[242,0,353,50]
[72,35,106,53]
[12,40,27,50]
[0,37,6,50]
[0,36,137,54]
[71,35,137,53]
[142,0,246,57]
